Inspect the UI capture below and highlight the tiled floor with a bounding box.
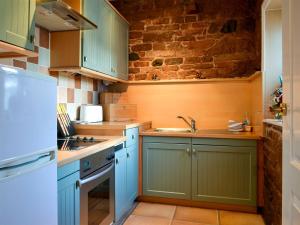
[124,202,265,225]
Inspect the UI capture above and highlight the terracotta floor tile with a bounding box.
[219,211,265,225]
[171,220,209,225]
[174,207,218,225]
[124,215,171,225]
[132,202,176,219]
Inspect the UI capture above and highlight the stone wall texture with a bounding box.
[112,0,262,81]
[263,123,282,225]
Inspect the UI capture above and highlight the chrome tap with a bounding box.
[177,116,197,133]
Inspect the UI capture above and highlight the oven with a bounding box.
[77,146,116,225]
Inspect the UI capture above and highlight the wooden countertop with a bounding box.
[57,135,126,167]
[74,121,152,130]
[140,129,262,140]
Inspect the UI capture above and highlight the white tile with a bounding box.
[81,77,88,90]
[81,90,88,104]
[38,47,50,67]
[67,76,75,88]
[0,58,13,66]
[86,78,93,91]
[58,72,69,87]
[57,87,67,103]
[74,89,82,104]
[27,62,39,72]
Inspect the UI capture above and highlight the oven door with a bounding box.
[79,162,115,225]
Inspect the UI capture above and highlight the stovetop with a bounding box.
[57,136,106,151]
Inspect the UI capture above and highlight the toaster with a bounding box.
[80,105,103,123]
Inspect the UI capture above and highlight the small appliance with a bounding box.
[80,104,103,123]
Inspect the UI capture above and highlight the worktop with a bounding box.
[74,121,151,130]
[140,129,262,140]
[57,135,126,167]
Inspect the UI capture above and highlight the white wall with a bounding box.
[263,8,282,118]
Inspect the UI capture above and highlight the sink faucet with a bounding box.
[177,116,197,133]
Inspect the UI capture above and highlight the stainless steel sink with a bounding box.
[153,128,192,133]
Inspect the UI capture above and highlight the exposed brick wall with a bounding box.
[263,123,282,225]
[112,0,262,80]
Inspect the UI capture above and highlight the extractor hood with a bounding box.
[35,0,97,31]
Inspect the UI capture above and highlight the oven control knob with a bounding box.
[89,137,94,142]
[83,137,88,142]
[76,136,81,142]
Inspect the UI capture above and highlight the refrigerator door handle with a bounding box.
[0,150,56,181]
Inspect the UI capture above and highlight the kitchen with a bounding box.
[0,0,299,225]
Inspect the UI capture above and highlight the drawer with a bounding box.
[57,161,80,180]
[125,127,139,147]
[192,138,257,147]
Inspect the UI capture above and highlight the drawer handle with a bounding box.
[186,148,190,154]
[132,134,135,140]
[116,159,119,164]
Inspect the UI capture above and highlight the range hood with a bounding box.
[35,0,97,31]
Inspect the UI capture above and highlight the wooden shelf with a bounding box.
[0,41,38,58]
[126,72,262,85]
[49,66,128,83]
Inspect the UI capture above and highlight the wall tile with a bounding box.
[34,27,40,46]
[57,87,67,103]
[13,60,26,70]
[93,91,99,105]
[67,88,75,103]
[38,66,49,75]
[81,90,88,104]
[27,62,39,72]
[58,73,69,87]
[75,75,81,89]
[0,58,14,66]
[74,89,82,104]
[87,91,93,104]
[66,103,79,121]
[38,47,50,67]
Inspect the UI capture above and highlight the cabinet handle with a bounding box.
[116,159,119,164]
[83,56,88,62]
[186,148,190,153]
[192,149,196,154]
[132,134,135,140]
[127,153,130,158]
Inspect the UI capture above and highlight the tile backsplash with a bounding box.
[0,26,102,121]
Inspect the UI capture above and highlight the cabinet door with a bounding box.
[115,148,127,221]
[0,0,35,50]
[192,145,257,206]
[58,171,80,225]
[82,0,112,74]
[143,142,191,199]
[110,12,129,80]
[126,143,138,204]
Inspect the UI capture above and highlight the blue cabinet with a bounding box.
[57,161,80,225]
[126,143,139,203]
[115,127,139,222]
[115,146,127,221]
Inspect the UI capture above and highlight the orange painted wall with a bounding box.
[124,75,262,130]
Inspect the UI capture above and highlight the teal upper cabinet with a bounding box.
[110,11,129,80]
[191,144,257,206]
[82,0,112,75]
[82,0,128,80]
[143,142,192,200]
[0,0,35,51]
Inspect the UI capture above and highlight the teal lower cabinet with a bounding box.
[115,139,139,222]
[143,137,192,199]
[57,161,80,225]
[191,144,257,206]
[115,146,128,221]
[126,143,139,203]
[142,137,257,207]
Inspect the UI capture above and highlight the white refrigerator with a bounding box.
[0,65,58,225]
